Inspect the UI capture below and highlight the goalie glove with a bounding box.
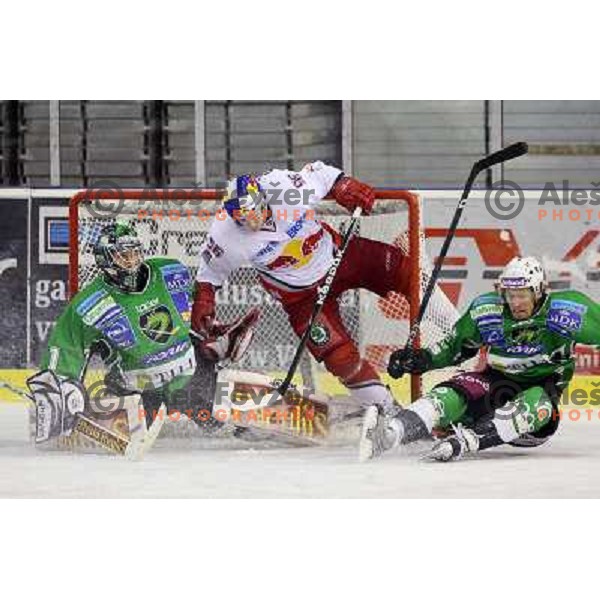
[387,348,433,379]
[26,370,86,443]
[193,307,261,363]
[331,176,375,215]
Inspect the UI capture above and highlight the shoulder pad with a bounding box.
[546,292,587,336]
[471,292,503,307]
[469,293,504,325]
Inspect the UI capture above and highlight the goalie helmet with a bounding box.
[222,174,267,226]
[497,256,547,302]
[94,222,145,292]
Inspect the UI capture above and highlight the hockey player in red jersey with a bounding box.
[192,161,413,411]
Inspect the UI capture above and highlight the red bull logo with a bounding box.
[266,229,324,270]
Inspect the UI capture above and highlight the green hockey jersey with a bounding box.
[429,289,600,385]
[42,257,195,392]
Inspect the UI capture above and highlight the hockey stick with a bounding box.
[277,206,363,396]
[403,141,529,353]
[0,379,34,402]
[0,377,161,459]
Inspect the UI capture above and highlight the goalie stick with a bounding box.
[403,141,529,355]
[277,207,363,397]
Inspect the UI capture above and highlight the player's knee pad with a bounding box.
[510,387,554,434]
[322,342,379,386]
[427,386,468,427]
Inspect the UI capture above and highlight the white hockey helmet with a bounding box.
[497,256,547,301]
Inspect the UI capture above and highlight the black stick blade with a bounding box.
[477,141,529,171]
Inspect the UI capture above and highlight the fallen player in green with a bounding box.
[360,256,600,462]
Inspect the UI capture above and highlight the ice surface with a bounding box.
[1,402,599,498]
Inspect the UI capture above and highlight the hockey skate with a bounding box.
[358,405,403,461]
[424,424,479,462]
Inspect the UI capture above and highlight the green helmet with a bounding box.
[94,222,145,292]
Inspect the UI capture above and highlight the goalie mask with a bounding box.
[497,256,547,319]
[222,174,268,229]
[94,222,145,292]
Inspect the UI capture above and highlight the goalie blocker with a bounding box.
[27,370,165,460]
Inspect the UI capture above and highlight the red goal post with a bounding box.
[69,187,450,401]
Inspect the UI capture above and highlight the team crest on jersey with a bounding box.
[511,326,538,344]
[505,325,542,356]
[309,322,330,347]
[139,305,175,344]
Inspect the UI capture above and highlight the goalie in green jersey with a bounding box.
[360,256,600,462]
[27,221,259,453]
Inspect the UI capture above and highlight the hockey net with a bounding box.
[69,188,462,403]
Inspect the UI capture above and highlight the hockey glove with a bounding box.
[191,281,217,338]
[193,307,261,363]
[331,176,375,215]
[387,348,433,379]
[26,370,86,443]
